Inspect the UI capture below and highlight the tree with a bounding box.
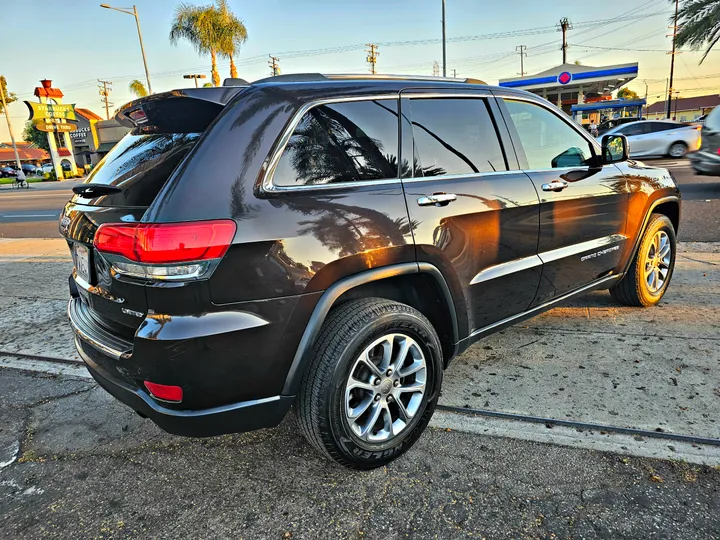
[0,75,17,115]
[129,79,148,98]
[617,88,639,100]
[676,0,720,63]
[22,122,50,152]
[202,82,213,87]
[169,1,247,87]
[214,0,248,79]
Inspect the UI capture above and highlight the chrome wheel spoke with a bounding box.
[396,381,426,394]
[347,378,375,392]
[394,395,411,422]
[391,337,411,371]
[398,358,424,377]
[359,401,383,439]
[348,394,374,419]
[360,353,383,378]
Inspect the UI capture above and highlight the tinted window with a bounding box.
[74,132,201,207]
[410,98,506,177]
[618,123,646,136]
[505,100,594,169]
[273,100,399,186]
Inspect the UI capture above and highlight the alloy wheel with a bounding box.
[644,230,672,293]
[344,333,427,443]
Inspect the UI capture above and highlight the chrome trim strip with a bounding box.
[469,274,620,339]
[74,272,125,304]
[470,255,542,285]
[260,94,400,193]
[68,301,130,361]
[401,169,520,183]
[538,234,626,264]
[400,91,492,99]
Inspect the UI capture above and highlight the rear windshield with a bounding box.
[73,132,201,207]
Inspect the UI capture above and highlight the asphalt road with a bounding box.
[0,159,716,240]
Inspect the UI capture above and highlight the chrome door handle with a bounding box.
[541,180,568,192]
[417,193,457,207]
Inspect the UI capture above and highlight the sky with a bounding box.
[2,0,719,142]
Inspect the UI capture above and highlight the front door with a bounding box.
[498,97,629,304]
[401,92,541,333]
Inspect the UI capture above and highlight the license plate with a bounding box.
[73,243,91,283]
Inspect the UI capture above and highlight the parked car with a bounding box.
[21,163,38,176]
[597,116,644,136]
[61,75,681,469]
[689,106,720,175]
[603,120,701,158]
[0,166,18,178]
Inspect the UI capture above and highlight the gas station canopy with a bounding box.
[499,62,639,113]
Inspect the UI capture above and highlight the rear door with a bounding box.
[616,122,652,157]
[497,97,629,303]
[401,90,541,332]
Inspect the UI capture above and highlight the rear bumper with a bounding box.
[76,337,293,437]
[68,297,296,437]
[689,151,720,176]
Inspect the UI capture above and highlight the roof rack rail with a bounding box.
[251,73,487,85]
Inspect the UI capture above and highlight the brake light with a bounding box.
[144,381,183,402]
[94,220,236,264]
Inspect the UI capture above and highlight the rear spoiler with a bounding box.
[116,87,247,133]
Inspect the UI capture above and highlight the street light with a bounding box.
[183,74,207,88]
[100,4,152,95]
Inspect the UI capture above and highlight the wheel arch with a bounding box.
[281,263,460,395]
[622,195,680,275]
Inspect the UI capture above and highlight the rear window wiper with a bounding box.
[72,185,123,197]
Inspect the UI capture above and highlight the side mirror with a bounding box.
[601,134,629,163]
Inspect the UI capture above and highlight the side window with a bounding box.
[272,99,399,187]
[410,98,507,177]
[621,123,646,136]
[505,99,594,169]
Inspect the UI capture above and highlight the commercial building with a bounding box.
[0,142,49,165]
[645,94,720,122]
[71,108,104,167]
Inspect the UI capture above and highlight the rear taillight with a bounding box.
[94,220,236,280]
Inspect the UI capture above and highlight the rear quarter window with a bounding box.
[272,99,400,187]
[73,132,201,207]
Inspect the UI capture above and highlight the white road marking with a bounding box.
[1,214,57,218]
[431,410,720,467]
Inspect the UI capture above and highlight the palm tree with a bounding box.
[214,0,248,79]
[128,79,148,98]
[675,0,720,63]
[170,2,222,87]
[169,1,247,87]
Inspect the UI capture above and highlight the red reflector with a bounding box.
[94,220,236,264]
[144,381,183,402]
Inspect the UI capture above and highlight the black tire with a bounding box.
[296,297,443,469]
[667,141,688,158]
[610,213,676,307]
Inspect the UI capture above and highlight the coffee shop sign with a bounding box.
[70,126,91,140]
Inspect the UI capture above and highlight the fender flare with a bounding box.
[281,262,459,395]
[622,195,681,275]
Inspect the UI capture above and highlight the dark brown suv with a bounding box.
[61,74,680,469]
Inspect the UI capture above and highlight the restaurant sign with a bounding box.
[24,101,77,121]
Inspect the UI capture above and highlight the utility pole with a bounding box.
[666,0,679,119]
[432,61,440,77]
[516,45,527,76]
[558,18,572,64]
[441,0,447,77]
[183,74,206,87]
[673,90,680,120]
[452,69,458,78]
[268,55,280,77]
[98,80,113,120]
[0,78,22,172]
[366,44,378,75]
